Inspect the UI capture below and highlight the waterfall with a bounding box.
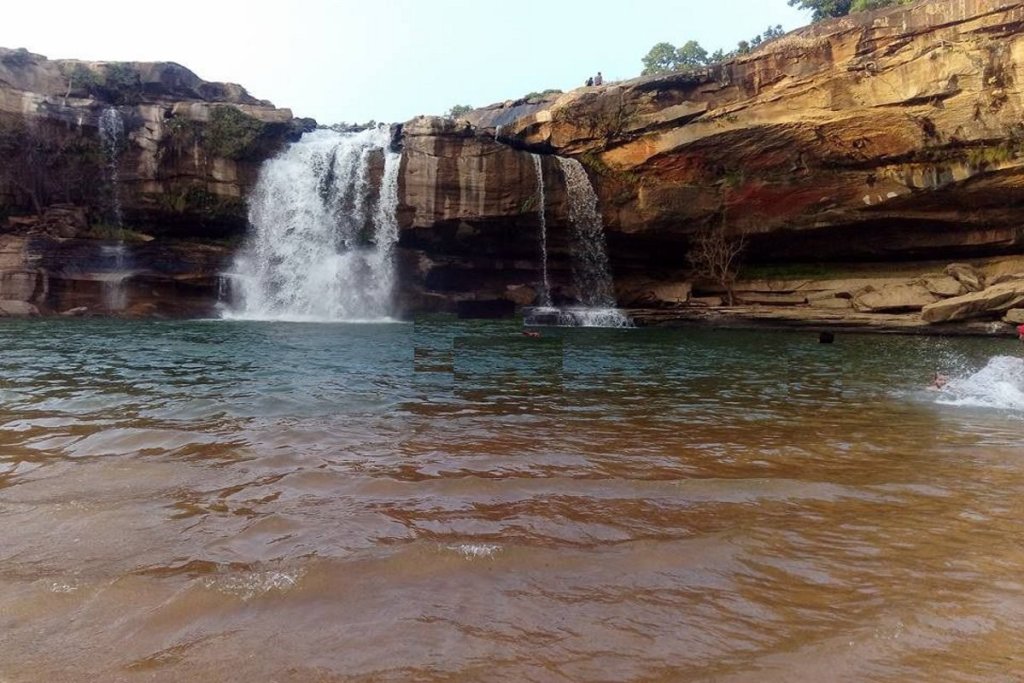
[549,157,630,328]
[531,154,552,307]
[224,127,401,323]
[99,107,125,231]
[98,107,128,311]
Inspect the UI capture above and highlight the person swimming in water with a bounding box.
[929,372,950,391]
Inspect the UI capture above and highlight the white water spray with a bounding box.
[933,356,1024,411]
[225,127,401,322]
[527,157,629,328]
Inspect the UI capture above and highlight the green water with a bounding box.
[0,319,1022,681]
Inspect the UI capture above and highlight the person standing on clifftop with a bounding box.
[594,72,604,86]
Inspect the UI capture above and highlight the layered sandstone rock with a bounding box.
[481,0,1024,266]
[0,48,312,315]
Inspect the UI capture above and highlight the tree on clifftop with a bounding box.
[788,0,914,21]
[446,104,473,119]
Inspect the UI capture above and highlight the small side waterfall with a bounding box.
[531,154,552,307]
[98,107,129,311]
[224,127,401,322]
[526,158,629,328]
[558,157,617,308]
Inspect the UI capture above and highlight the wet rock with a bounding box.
[922,281,1024,323]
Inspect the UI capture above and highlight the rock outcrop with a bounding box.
[394,0,1024,328]
[0,48,313,315]
[484,0,1024,270]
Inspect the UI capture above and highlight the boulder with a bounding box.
[945,264,986,293]
[922,281,1024,323]
[919,274,965,298]
[0,299,40,316]
[1004,309,1024,325]
[853,283,938,313]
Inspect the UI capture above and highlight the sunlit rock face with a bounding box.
[391,0,1024,319]
[483,0,1024,262]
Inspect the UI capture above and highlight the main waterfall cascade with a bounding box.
[526,157,631,328]
[224,127,401,322]
[98,107,129,311]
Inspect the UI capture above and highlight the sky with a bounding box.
[1,0,810,124]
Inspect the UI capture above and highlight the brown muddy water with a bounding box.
[1,318,1023,682]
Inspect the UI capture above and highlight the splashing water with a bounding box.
[225,128,401,323]
[933,356,1024,411]
[525,158,629,328]
[531,154,552,307]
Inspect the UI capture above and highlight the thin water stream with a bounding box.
[1,319,1022,681]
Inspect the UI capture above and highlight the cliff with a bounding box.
[0,48,312,316]
[4,0,1024,329]
[395,0,1024,329]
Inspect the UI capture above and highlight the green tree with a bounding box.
[641,42,681,76]
[446,104,473,119]
[788,0,913,21]
[787,0,853,20]
[676,40,709,68]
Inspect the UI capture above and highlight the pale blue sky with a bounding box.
[1,0,809,124]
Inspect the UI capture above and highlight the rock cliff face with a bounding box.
[0,48,311,316]
[5,0,1024,328]
[394,0,1024,326]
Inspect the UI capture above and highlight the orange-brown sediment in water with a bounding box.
[1,319,1023,681]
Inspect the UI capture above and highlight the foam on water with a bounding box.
[933,355,1024,411]
[224,127,401,322]
[450,543,502,559]
[203,568,305,601]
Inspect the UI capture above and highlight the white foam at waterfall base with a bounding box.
[933,356,1024,411]
[525,158,629,329]
[224,127,401,323]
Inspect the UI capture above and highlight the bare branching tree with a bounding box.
[687,223,747,305]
